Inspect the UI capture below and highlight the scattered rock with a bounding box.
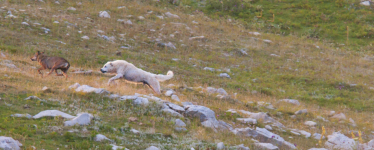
[249,32,261,36]
[128,117,138,122]
[53,21,59,24]
[11,113,32,119]
[295,109,308,115]
[216,88,228,96]
[24,96,41,101]
[204,67,215,72]
[145,146,160,150]
[304,121,317,127]
[138,16,145,20]
[317,116,329,122]
[349,118,356,127]
[254,143,279,150]
[219,73,231,78]
[42,86,51,92]
[67,7,76,11]
[21,22,29,26]
[99,11,110,18]
[171,95,180,101]
[308,148,328,150]
[64,113,92,126]
[119,95,138,101]
[233,144,250,150]
[33,110,75,119]
[124,20,133,25]
[331,113,346,120]
[312,133,325,140]
[75,85,107,94]
[185,105,232,132]
[81,36,90,40]
[133,97,149,105]
[263,39,272,43]
[217,142,225,150]
[175,119,186,127]
[165,12,180,19]
[94,134,111,142]
[237,118,257,124]
[0,136,22,150]
[175,127,187,132]
[130,129,140,134]
[165,90,174,96]
[328,111,335,117]
[239,110,284,128]
[156,16,164,19]
[360,1,370,6]
[279,99,300,105]
[325,132,355,150]
[265,125,273,131]
[162,109,183,118]
[69,83,80,89]
[189,36,206,41]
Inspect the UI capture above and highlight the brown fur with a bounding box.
[30,51,70,79]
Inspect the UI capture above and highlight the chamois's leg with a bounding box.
[37,67,45,78]
[61,69,69,79]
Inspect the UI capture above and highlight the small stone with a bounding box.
[295,109,307,115]
[138,16,145,20]
[81,36,89,40]
[254,143,279,150]
[33,110,75,119]
[94,134,111,142]
[279,99,300,105]
[263,39,272,43]
[304,121,317,126]
[64,113,92,126]
[217,88,228,96]
[313,133,325,140]
[217,142,225,150]
[237,118,257,124]
[175,119,186,127]
[99,11,110,18]
[331,113,346,120]
[174,127,187,132]
[328,111,335,117]
[130,129,140,134]
[21,22,29,26]
[53,21,59,24]
[156,16,164,19]
[165,90,174,96]
[165,12,180,19]
[171,95,180,101]
[219,73,231,78]
[11,113,32,119]
[145,146,160,150]
[248,32,261,36]
[265,125,273,131]
[133,97,149,105]
[67,7,76,11]
[360,1,370,6]
[42,86,51,92]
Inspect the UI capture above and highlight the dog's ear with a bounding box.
[110,62,113,66]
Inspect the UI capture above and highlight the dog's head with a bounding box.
[30,51,44,61]
[100,61,115,73]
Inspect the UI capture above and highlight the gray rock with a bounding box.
[75,85,107,94]
[325,132,355,150]
[217,142,225,150]
[182,102,194,107]
[295,109,307,115]
[184,105,216,122]
[312,133,325,140]
[279,99,300,105]
[165,103,185,112]
[99,11,110,18]
[94,134,111,142]
[64,113,92,126]
[204,67,215,72]
[67,7,76,11]
[165,90,174,96]
[239,110,284,128]
[175,119,186,127]
[360,1,370,6]
[237,118,257,124]
[206,87,217,93]
[304,121,317,126]
[233,144,250,150]
[219,73,231,78]
[33,110,75,119]
[331,113,346,120]
[349,118,356,127]
[171,95,180,101]
[145,146,160,150]
[69,83,80,89]
[328,111,335,117]
[165,12,180,19]
[119,95,138,100]
[11,113,32,119]
[254,143,279,150]
[317,116,329,122]
[0,136,22,150]
[217,88,228,96]
[24,96,41,101]
[138,16,145,20]
[308,148,328,150]
[265,125,273,131]
[108,94,120,99]
[201,119,233,132]
[130,129,140,134]
[133,97,149,105]
[162,109,183,118]
[174,127,187,132]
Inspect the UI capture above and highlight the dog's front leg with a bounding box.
[108,74,123,86]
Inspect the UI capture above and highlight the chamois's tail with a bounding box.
[155,71,174,82]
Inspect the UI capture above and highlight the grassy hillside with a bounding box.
[1,0,374,149]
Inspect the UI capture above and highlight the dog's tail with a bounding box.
[155,71,174,82]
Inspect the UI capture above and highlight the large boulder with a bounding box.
[325,132,355,150]
[0,136,22,150]
[33,110,75,119]
[133,97,149,105]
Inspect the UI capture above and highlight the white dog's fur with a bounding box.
[100,60,174,94]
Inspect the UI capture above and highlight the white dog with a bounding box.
[100,60,174,94]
